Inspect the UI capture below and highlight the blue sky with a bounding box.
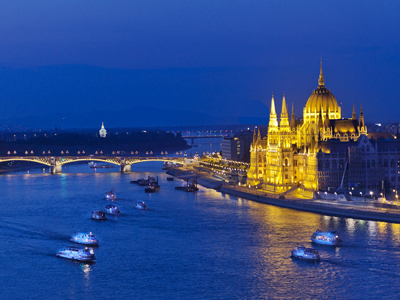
[0,1,399,127]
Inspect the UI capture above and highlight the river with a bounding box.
[1,161,400,299]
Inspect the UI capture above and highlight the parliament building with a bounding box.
[246,63,400,197]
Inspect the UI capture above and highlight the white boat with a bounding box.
[134,201,147,210]
[70,232,99,246]
[105,190,116,200]
[105,204,120,215]
[56,247,96,262]
[291,246,320,261]
[311,230,342,246]
[91,210,107,220]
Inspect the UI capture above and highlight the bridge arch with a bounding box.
[0,158,51,166]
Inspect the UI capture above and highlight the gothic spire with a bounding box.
[290,103,295,129]
[359,102,365,128]
[324,105,330,128]
[269,94,278,127]
[352,103,356,120]
[252,126,257,146]
[318,104,323,128]
[318,58,325,86]
[280,94,289,127]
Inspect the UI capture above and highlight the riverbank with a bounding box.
[221,186,400,224]
[168,164,400,224]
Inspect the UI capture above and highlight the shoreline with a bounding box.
[170,165,400,224]
[220,186,400,224]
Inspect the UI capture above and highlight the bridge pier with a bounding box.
[50,164,62,174]
[120,164,131,173]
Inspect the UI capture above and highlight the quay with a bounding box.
[221,185,400,224]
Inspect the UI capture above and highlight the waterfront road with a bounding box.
[221,185,400,224]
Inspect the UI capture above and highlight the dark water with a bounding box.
[1,162,400,299]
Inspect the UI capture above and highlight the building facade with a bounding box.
[221,130,253,162]
[247,63,368,196]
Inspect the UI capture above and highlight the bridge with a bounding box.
[184,135,224,144]
[0,156,184,174]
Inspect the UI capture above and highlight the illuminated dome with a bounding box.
[303,63,341,122]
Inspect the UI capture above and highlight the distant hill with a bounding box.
[0,65,272,129]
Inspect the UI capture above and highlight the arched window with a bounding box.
[384,159,388,167]
[372,160,375,168]
[325,161,330,170]
[332,160,337,170]
[391,159,395,168]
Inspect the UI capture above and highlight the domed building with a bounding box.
[247,63,368,196]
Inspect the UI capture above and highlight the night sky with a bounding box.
[0,1,399,127]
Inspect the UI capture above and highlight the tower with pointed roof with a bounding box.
[99,122,107,138]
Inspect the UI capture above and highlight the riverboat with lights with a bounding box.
[105,204,120,214]
[105,190,116,200]
[291,246,320,261]
[134,201,147,210]
[56,247,96,262]
[70,232,99,246]
[311,230,342,246]
[91,210,107,220]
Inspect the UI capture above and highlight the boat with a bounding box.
[131,176,157,186]
[175,183,199,192]
[167,177,174,181]
[105,204,120,215]
[162,162,171,170]
[134,201,147,210]
[291,246,320,261]
[56,247,96,262]
[90,164,115,169]
[311,230,342,246]
[91,210,107,220]
[70,232,99,246]
[145,184,160,193]
[105,190,116,200]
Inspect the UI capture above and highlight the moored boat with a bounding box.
[134,201,147,210]
[311,229,342,246]
[70,232,99,246]
[145,184,160,193]
[91,210,107,220]
[56,247,96,262]
[105,204,120,215]
[105,190,116,200]
[90,163,115,169]
[291,246,320,261]
[175,183,199,192]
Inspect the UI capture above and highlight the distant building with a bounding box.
[247,63,400,195]
[221,130,253,162]
[99,122,107,138]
